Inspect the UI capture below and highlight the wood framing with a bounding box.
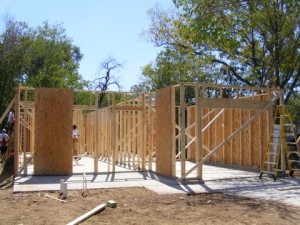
[156,86,174,176]
[8,82,282,179]
[154,83,283,181]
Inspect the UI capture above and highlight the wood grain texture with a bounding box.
[34,88,73,175]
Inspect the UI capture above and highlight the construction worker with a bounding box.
[7,109,15,135]
[0,129,9,163]
[72,125,80,160]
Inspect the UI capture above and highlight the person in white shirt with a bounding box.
[0,129,9,162]
[7,109,15,135]
[72,125,80,160]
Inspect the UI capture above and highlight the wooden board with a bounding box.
[156,87,174,176]
[34,88,73,175]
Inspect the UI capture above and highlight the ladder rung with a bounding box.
[288,160,300,163]
[287,151,300,155]
[275,115,289,119]
[261,170,275,174]
[263,161,277,165]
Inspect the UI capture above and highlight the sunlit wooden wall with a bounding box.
[186,93,271,169]
[34,88,73,175]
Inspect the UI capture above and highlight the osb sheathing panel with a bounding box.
[156,87,173,176]
[34,88,73,175]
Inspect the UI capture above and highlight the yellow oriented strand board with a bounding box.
[34,88,73,175]
[156,87,173,176]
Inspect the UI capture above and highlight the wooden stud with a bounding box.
[23,89,27,175]
[179,84,186,177]
[14,89,20,176]
[94,92,99,173]
[195,85,203,178]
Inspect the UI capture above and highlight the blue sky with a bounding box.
[0,0,173,91]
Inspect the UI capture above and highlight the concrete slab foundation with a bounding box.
[14,156,300,207]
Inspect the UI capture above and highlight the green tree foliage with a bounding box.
[140,47,218,91]
[24,22,84,89]
[0,20,29,112]
[0,20,87,115]
[288,96,300,122]
[143,0,300,103]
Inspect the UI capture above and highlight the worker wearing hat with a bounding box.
[0,129,9,163]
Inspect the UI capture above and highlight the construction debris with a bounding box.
[107,200,117,208]
[45,194,67,203]
[67,203,106,225]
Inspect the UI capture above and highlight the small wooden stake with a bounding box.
[45,194,67,203]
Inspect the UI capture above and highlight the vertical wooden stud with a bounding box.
[180,83,186,177]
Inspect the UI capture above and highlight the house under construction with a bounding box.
[1,82,299,182]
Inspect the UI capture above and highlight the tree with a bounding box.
[23,22,85,89]
[144,0,300,103]
[0,19,30,113]
[139,47,217,92]
[0,19,87,115]
[288,96,300,122]
[92,56,123,107]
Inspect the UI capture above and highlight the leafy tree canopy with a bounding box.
[142,0,300,104]
[0,19,87,114]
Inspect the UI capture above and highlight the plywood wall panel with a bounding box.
[34,88,73,175]
[156,87,174,176]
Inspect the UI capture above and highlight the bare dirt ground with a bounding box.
[1,156,300,225]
